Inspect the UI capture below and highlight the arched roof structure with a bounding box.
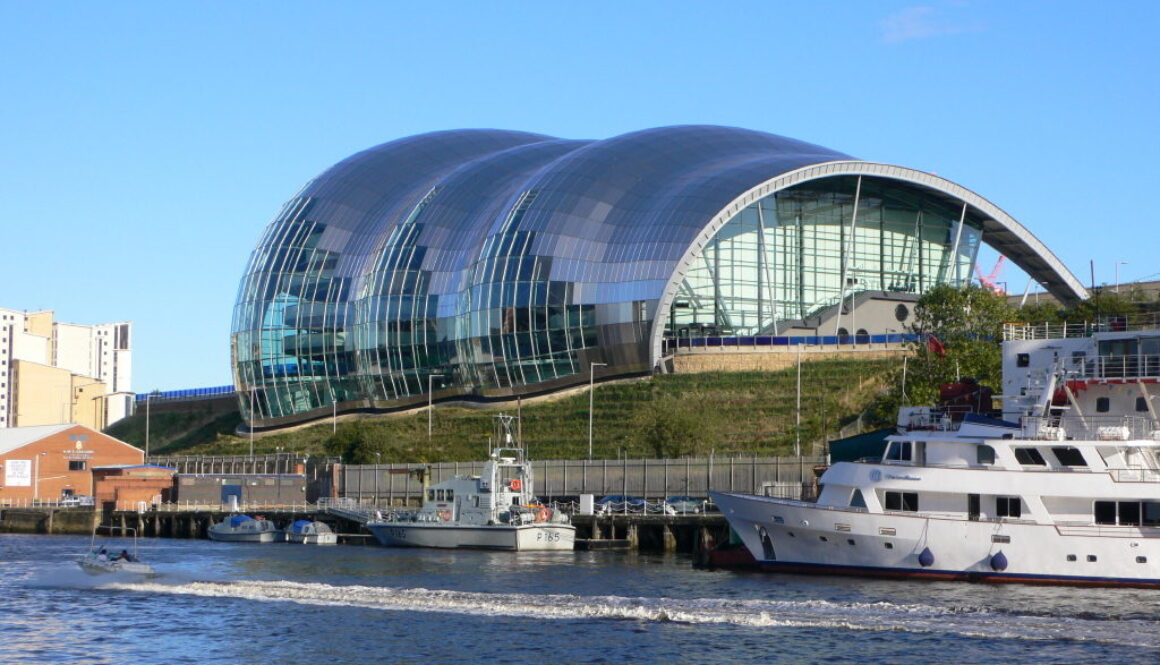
[233,125,1084,429]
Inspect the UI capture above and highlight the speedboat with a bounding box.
[366,415,575,551]
[713,320,1160,587]
[207,514,280,543]
[284,519,338,545]
[78,526,156,577]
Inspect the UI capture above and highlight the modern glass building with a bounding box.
[232,126,1085,429]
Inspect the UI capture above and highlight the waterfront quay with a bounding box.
[0,504,732,554]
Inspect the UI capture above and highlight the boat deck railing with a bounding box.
[1004,315,1160,341]
[1021,415,1159,441]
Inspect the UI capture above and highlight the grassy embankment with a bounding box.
[107,357,900,463]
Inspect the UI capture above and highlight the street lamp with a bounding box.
[1116,261,1128,293]
[588,362,607,460]
[427,373,445,439]
[32,452,48,502]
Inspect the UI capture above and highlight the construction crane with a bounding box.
[975,256,1006,294]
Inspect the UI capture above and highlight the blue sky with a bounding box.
[2,2,1157,392]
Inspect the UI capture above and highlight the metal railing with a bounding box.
[340,454,826,506]
[1021,415,1158,441]
[1005,315,1160,341]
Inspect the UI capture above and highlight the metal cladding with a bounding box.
[232,125,1083,428]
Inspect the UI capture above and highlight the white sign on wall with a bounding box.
[5,459,32,487]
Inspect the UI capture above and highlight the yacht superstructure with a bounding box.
[713,321,1160,586]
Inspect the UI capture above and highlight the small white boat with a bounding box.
[78,526,156,577]
[207,514,280,543]
[366,415,576,551]
[284,519,338,545]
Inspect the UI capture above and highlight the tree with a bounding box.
[873,285,1014,417]
[631,394,710,458]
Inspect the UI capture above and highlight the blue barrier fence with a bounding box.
[136,385,235,403]
[667,332,916,350]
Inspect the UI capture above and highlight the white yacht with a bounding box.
[713,321,1160,587]
[366,416,575,551]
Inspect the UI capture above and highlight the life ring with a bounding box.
[441,510,452,521]
[509,478,522,491]
[536,507,550,522]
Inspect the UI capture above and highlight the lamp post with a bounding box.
[144,392,152,459]
[588,362,607,460]
[33,452,48,502]
[1116,261,1128,293]
[427,373,444,439]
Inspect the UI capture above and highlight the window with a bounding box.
[996,496,1022,518]
[1096,397,1110,413]
[1137,397,1149,412]
[1143,502,1160,526]
[884,491,919,511]
[1016,353,1030,367]
[1014,448,1046,465]
[992,535,1011,544]
[1119,501,1141,526]
[977,445,995,465]
[885,441,913,462]
[1067,554,1077,562]
[1052,447,1087,467]
[1087,555,1098,562]
[1094,501,1117,525]
[850,489,866,508]
[68,460,86,471]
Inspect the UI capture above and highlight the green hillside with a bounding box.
[108,357,899,463]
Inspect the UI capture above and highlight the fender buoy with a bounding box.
[990,550,1008,572]
[509,479,522,491]
[918,547,935,568]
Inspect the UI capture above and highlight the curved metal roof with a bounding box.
[234,125,1086,426]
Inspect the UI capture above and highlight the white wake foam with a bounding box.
[107,579,1160,648]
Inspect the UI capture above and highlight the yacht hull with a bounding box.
[712,491,1160,587]
[366,522,575,551]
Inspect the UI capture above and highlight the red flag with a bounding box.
[927,333,946,357]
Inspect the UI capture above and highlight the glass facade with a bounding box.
[232,126,994,428]
[671,176,982,336]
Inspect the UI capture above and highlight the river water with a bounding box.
[3,533,1158,664]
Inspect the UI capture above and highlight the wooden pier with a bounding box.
[0,506,732,554]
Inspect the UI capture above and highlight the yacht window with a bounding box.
[1052,447,1088,467]
[884,491,919,512]
[1016,353,1030,367]
[437,490,446,501]
[1138,556,1148,564]
[850,489,867,508]
[446,489,454,501]
[1096,397,1110,413]
[1137,397,1149,412]
[1119,501,1142,526]
[977,445,996,465]
[1143,502,1160,526]
[1014,448,1046,465]
[1067,554,1077,562]
[885,441,913,462]
[427,489,436,501]
[1094,501,1117,525]
[996,496,1022,518]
